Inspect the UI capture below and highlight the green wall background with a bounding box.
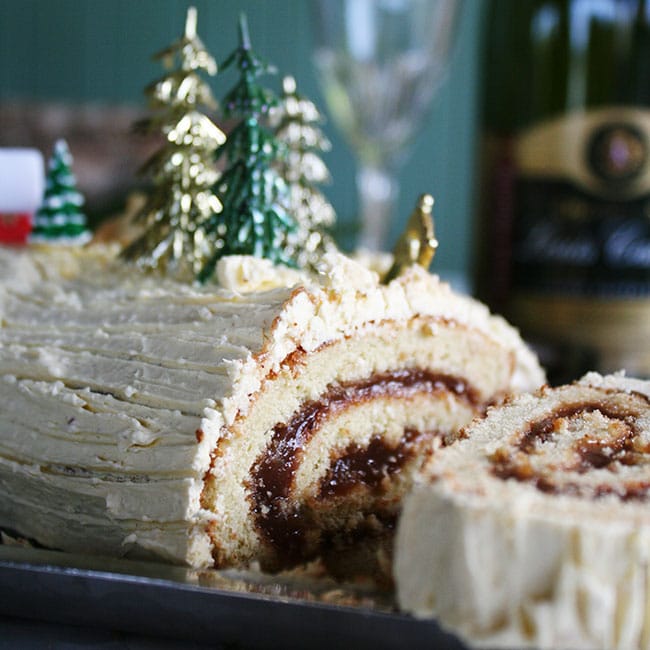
[0,0,484,276]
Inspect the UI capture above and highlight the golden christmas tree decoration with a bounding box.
[121,6,225,279]
[384,194,438,283]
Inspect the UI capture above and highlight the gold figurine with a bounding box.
[384,194,438,283]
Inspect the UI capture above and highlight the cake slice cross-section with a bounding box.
[395,372,650,650]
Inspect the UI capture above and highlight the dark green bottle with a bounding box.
[474,0,650,382]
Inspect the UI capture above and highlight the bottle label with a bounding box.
[513,107,650,298]
[498,107,650,377]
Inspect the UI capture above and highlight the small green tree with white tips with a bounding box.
[31,139,91,245]
[199,15,297,282]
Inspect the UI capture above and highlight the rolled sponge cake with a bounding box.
[395,372,650,650]
[0,244,544,571]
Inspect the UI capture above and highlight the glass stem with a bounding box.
[356,164,398,251]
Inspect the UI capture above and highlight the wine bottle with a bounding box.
[474,0,650,382]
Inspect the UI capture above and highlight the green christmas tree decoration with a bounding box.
[199,14,297,282]
[31,139,91,245]
[220,14,277,117]
[121,6,225,279]
[273,75,337,268]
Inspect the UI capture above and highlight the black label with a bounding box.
[512,179,650,297]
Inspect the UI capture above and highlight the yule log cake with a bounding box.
[0,243,543,571]
[395,372,650,650]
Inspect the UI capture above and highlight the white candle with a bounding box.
[0,148,45,213]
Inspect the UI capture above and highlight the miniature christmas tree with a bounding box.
[30,139,91,245]
[198,15,297,281]
[273,75,337,268]
[121,7,225,278]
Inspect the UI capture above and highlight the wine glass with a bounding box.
[311,0,462,250]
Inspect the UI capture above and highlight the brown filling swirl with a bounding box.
[248,369,479,567]
[318,429,422,499]
[491,400,650,501]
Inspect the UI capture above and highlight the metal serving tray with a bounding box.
[0,543,466,649]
